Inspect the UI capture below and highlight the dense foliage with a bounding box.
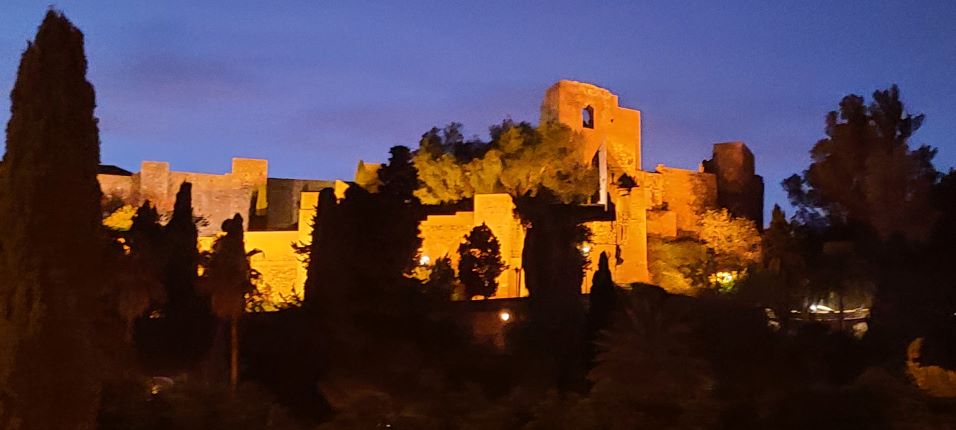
[649,209,761,294]
[413,121,597,204]
[457,223,506,299]
[784,86,938,240]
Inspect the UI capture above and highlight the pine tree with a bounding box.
[200,214,258,390]
[0,10,105,429]
[457,223,505,299]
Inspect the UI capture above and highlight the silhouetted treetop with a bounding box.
[784,85,938,240]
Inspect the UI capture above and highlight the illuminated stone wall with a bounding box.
[198,230,302,308]
[418,194,528,298]
[98,158,269,235]
[653,165,718,235]
[94,80,762,307]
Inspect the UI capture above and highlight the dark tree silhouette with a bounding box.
[164,182,201,314]
[113,202,165,341]
[303,145,423,314]
[784,86,938,241]
[515,193,590,390]
[377,145,420,203]
[303,188,339,307]
[737,204,807,330]
[200,214,258,390]
[142,181,215,373]
[0,10,106,429]
[586,252,618,365]
[424,255,456,302]
[458,223,506,299]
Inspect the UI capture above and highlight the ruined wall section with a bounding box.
[417,194,528,298]
[266,178,335,230]
[473,194,525,298]
[98,158,269,235]
[420,211,475,268]
[98,173,134,202]
[653,165,717,235]
[540,80,642,179]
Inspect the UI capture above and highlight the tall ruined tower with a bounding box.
[540,80,650,284]
[540,81,642,179]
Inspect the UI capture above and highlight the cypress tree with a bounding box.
[515,193,590,390]
[303,188,340,308]
[0,10,104,429]
[164,182,200,315]
[146,181,214,372]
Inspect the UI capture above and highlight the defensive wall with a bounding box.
[98,80,764,306]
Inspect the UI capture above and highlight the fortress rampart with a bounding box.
[98,80,763,305]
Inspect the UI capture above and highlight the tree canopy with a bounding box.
[412,120,597,204]
[784,85,938,241]
[457,223,506,299]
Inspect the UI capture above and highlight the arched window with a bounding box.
[582,105,594,129]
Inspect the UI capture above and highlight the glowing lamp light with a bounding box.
[580,244,591,255]
[419,255,431,266]
[499,310,512,322]
[714,271,735,285]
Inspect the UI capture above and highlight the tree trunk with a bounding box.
[230,316,239,391]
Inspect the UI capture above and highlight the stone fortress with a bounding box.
[97,81,763,305]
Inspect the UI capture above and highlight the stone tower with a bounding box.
[541,80,650,284]
[540,80,642,179]
[703,142,765,229]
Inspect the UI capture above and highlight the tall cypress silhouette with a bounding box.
[0,10,104,429]
[146,181,214,373]
[516,193,589,390]
[164,182,200,315]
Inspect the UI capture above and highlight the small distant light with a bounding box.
[419,255,430,265]
[499,310,511,322]
[581,245,591,255]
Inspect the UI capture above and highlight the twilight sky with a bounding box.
[2,1,955,222]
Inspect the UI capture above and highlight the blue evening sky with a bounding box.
[2,1,955,222]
